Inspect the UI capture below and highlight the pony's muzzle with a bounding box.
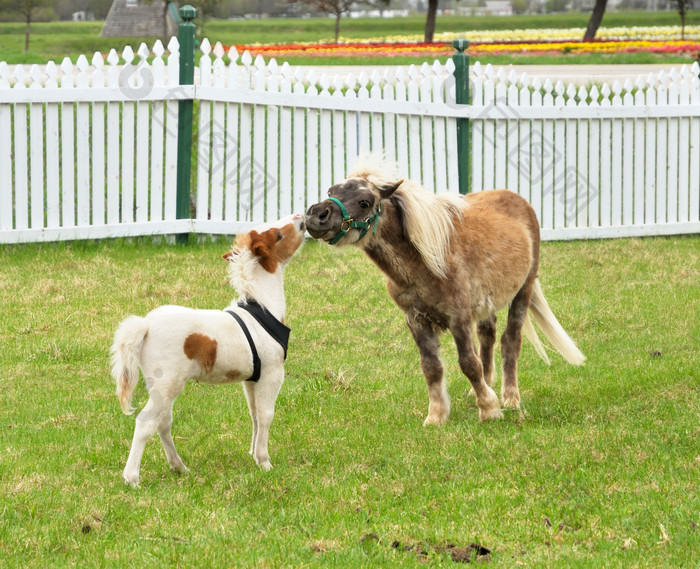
[305,203,334,239]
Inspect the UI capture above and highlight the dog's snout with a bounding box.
[291,213,305,232]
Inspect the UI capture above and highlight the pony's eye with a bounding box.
[276,230,283,241]
[359,200,370,208]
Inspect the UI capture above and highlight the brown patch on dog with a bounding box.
[275,222,304,262]
[250,229,280,273]
[226,370,242,381]
[183,333,217,373]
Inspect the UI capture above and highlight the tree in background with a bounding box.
[584,0,608,40]
[0,0,55,50]
[424,0,438,42]
[289,0,354,42]
[289,0,387,42]
[190,0,223,35]
[677,0,692,39]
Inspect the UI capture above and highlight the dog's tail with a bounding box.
[111,315,149,415]
[523,278,586,366]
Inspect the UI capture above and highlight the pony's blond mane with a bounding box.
[348,153,464,279]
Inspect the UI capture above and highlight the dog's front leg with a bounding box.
[242,382,258,457]
[245,370,284,471]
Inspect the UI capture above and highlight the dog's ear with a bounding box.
[222,250,236,261]
[251,230,279,273]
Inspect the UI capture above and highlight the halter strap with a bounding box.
[225,310,261,382]
[325,197,382,245]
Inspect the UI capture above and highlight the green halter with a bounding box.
[325,197,382,245]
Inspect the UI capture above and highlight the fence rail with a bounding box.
[1,36,699,245]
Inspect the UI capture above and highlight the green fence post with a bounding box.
[452,39,470,195]
[175,4,197,244]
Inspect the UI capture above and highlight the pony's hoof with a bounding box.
[502,395,521,410]
[479,407,504,422]
[423,414,448,426]
[171,464,189,475]
[258,460,272,471]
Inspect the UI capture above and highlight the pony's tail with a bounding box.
[524,279,586,366]
[110,316,148,415]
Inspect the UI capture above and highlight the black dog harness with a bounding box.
[225,300,291,382]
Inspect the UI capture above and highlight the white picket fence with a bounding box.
[471,61,700,240]
[1,37,699,244]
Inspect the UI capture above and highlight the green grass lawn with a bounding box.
[0,11,698,65]
[0,235,698,567]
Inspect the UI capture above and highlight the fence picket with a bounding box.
[541,80,554,230]
[91,54,106,226]
[610,82,623,226]
[59,59,75,227]
[690,74,700,223]
[292,71,307,216]
[677,69,691,223]
[395,69,410,177]
[621,82,634,226]
[667,79,680,224]
[306,77,321,209]
[318,75,333,193]
[656,76,668,224]
[587,86,601,228]
[279,67,293,218]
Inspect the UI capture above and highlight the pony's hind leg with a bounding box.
[477,315,497,388]
[501,286,531,410]
[406,318,450,426]
[452,317,502,422]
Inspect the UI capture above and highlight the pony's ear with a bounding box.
[379,179,403,200]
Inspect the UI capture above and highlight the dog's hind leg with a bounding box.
[123,396,161,487]
[122,385,181,487]
[157,401,188,476]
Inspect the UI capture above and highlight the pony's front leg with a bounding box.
[452,318,503,422]
[477,315,498,388]
[406,318,450,426]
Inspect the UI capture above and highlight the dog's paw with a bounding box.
[171,464,189,475]
[123,475,140,489]
[258,460,272,471]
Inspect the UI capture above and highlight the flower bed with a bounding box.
[225,25,700,59]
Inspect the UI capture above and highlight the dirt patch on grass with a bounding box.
[392,540,492,563]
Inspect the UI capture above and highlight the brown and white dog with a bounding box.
[111,214,305,487]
